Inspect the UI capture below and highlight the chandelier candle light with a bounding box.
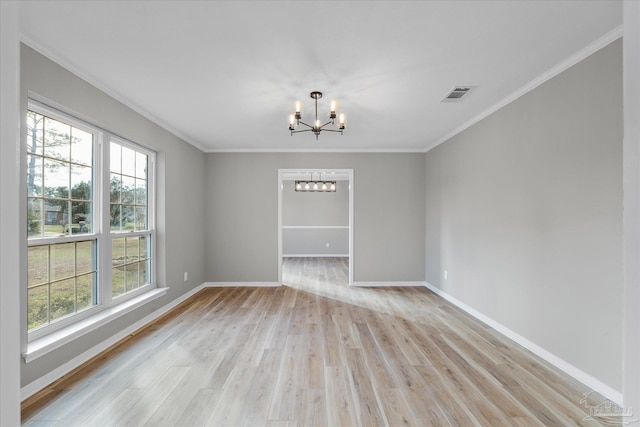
[289,91,346,140]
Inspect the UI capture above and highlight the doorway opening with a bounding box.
[278,169,354,287]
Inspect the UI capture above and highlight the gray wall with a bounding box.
[424,40,623,391]
[282,228,349,256]
[1,3,21,424]
[282,180,348,226]
[623,0,640,413]
[204,153,425,282]
[282,180,348,256]
[21,45,206,386]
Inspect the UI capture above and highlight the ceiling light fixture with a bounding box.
[295,173,336,192]
[289,91,346,140]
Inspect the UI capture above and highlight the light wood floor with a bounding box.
[22,257,614,426]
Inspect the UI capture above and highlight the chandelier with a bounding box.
[289,91,346,140]
[295,173,336,192]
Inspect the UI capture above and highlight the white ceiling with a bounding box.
[19,1,622,153]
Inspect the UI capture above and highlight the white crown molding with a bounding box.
[19,33,208,153]
[205,147,426,153]
[424,282,623,406]
[424,25,624,153]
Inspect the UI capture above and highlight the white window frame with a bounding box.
[25,100,157,345]
[104,136,156,305]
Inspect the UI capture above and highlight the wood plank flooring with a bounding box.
[22,257,615,426]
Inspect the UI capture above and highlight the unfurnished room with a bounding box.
[1,1,640,426]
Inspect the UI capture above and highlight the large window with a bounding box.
[109,140,152,299]
[26,102,155,337]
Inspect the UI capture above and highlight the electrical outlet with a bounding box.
[444,270,448,280]
[326,242,330,248]
[184,272,188,282]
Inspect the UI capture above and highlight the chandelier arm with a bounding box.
[297,121,314,129]
[319,121,334,129]
[290,129,313,134]
[320,129,344,133]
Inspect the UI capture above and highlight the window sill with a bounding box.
[23,287,168,363]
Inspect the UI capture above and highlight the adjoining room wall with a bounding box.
[424,40,623,393]
[204,153,425,283]
[20,45,207,387]
[282,180,348,226]
[282,228,349,256]
[282,179,349,256]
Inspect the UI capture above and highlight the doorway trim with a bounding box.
[278,169,354,286]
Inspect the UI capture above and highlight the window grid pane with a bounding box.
[27,240,97,330]
[28,111,94,239]
[111,234,151,299]
[28,285,49,330]
[50,278,76,322]
[27,110,44,156]
[109,142,148,234]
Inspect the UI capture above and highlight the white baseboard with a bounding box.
[204,282,281,287]
[282,254,349,258]
[21,283,208,401]
[423,282,623,406]
[352,281,427,287]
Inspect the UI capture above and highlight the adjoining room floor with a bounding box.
[283,256,350,290]
[23,257,612,426]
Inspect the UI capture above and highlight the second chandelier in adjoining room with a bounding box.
[288,91,346,140]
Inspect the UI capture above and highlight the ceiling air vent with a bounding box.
[441,86,476,103]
